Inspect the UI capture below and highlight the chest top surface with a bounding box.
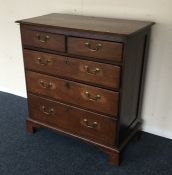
[17,13,154,36]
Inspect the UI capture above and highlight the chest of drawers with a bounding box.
[17,13,154,166]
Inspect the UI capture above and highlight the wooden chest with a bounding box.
[17,13,154,165]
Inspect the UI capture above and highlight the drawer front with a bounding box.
[28,94,117,146]
[21,28,65,52]
[68,37,123,63]
[26,71,119,117]
[24,49,120,89]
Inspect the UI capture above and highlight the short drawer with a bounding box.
[26,71,119,117]
[28,94,117,146]
[67,37,123,63]
[21,28,65,52]
[24,49,121,89]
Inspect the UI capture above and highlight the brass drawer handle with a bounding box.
[41,105,54,115]
[36,57,51,66]
[81,118,98,129]
[84,65,100,75]
[84,42,102,52]
[36,34,50,43]
[39,80,53,89]
[84,91,101,101]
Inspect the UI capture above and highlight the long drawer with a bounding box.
[28,94,117,146]
[68,37,123,63]
[23,49,120,89]
[21,28,65,52]
[26,71,119,117]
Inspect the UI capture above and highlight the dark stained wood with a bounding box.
[26,119,36,134]
[16,13,154,36]
[23,49,121,89]
[21,27,65,52]
[118,30,149,143]
[67,37,123,63]
[17,13,154,166]
[26,116,141,166]
[102,148,120,166]
[26,117,122,164]
[28,94,117,146]
[26,119,41,134]
[23,44,123,66]
[20,24,127,43]
[26,71,119,117]
[136,30,151,122]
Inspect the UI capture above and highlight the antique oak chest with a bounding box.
[17,13,154,165]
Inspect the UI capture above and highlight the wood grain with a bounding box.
[28,94,117,146]
[17,13,154,166]
[21,28,65,52]
[26,71,119,117]
[68,37,123,63]
[17,13,154,36]
[23,49,121,89]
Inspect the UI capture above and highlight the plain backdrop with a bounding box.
[0,0,172,139]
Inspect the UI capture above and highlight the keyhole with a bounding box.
[65,107,71,112]
[65,57,69,65]
[65,82,70,89]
